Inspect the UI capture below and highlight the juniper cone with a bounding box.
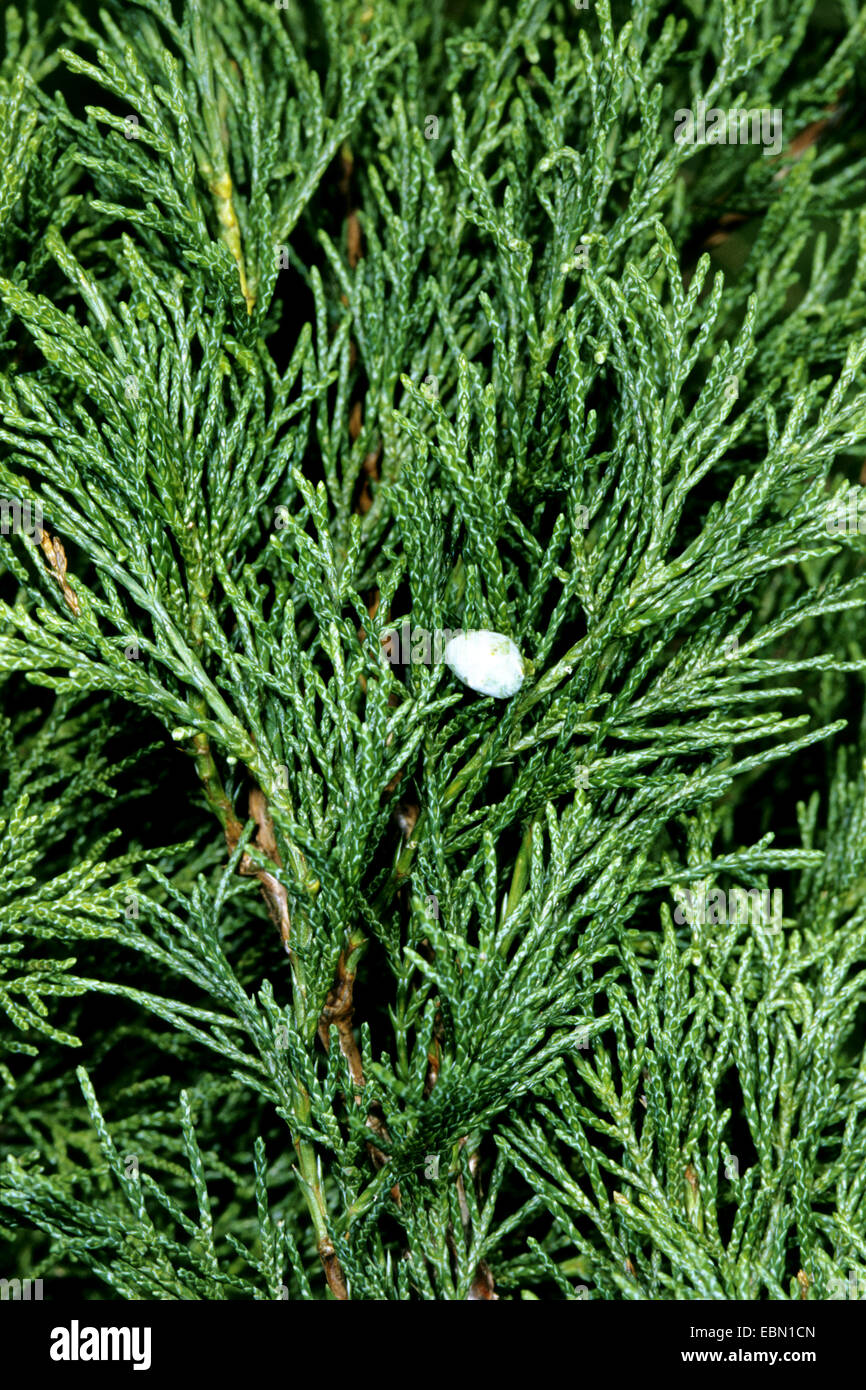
[0,0,865,1305]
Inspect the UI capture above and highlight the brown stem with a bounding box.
[317,947,366,1088]
[193,733,292,950]
[318,941,401,1203]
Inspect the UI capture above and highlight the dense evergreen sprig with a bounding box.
[0,0,865,1300]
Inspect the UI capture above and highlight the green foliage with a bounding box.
[0,0,865,1300]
